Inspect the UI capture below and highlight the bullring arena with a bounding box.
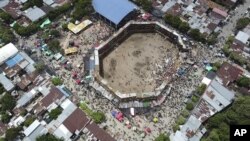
[94,21,186,99]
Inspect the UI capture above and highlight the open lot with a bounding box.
[102,33,179,94]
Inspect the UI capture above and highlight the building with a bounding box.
[235,31,250,44]
[0,43,18,65]
[193,79,235,122]
[216,62,243,86]
[210,8,228,20]
[0,73,15,91]
[23,120,48,141]
[92,0,137,26]
[24,6,46,22]
[67,20,93,34]
[170,115,205,141]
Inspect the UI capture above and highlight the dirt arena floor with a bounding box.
[102,33,179,93]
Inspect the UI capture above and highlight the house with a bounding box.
[210,8,228,20]
[170,115,205,141]
[193,79,235,122]
[24,6,46,22]
[216,62,243,86]
[235,31,250,44]
[49,99,115,141]
[23,120,48,141]
[0,43,18,65]
[1,0,22,19]
[0,73,15,92]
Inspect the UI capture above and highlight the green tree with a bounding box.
[48,3,73,20]
[196,84,207,95]
[34,62,45,73]
[191,95,199,103]
[1,112,11,123]
[5,127,22,141]
[49,108,62,119]
[155,133,170,141]
[0,22,15,43]
[186,102,194,111]
[189,29,205,42]
[72,0,92,20]
[51,77,63,86]
[0,11,14,24]
[48,39,61,52]
[222,44,230,56]
[203,96,250,140]
[0,93,16,111]
[179,22,190,33]
[31,0,43,7]
[236,17,250,30]
[23,116,35,127]
[237,76,250,88]
[136,0,153,12]
[176,116,186,125]
[229,52,246,65]
[50,30,61,38]
[62,23,68,31]
[173,124,180,132]
[212,61,222,71]
[36,134,63,141]
[91,111,106,124]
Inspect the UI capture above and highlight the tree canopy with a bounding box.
[0,93,16,111]
[49,108,62,120]
[36,134,63,141]
[91,111,106,124]
[0,22,15,44]
[203,96,250,141]
[5,127,22,141]
[155,133,170,141]
[51,77,63,86]
[236,17,250,30]
[164,14,190,33]
[136,0,153,12]
[1,112,11,123]
[48,39,61,52]
[236,76,250,88]
[71,0,92,20]
[34,62,45,73]
[196,84,207,95]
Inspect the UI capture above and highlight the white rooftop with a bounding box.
[25,6,46,22]
[235,31,250,44]
[0,43,18,65]
[24,120,40,136]
[43,0,54,5]
[54,124,72,141]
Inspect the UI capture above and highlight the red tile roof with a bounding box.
[86,122,116,141]
[41,87,64,107]
[212,8,228,18]
[63,108,90,133]
[217,62,243,86]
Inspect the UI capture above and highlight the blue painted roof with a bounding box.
[5,53,24,67]
[92,0,137,25]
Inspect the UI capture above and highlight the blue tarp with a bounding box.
[92,0,137,25]
[5,53,24,67]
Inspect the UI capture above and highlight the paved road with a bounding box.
[219,2,250,40]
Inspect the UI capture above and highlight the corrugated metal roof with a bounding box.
[25,6,46,22]
[0,73,15,91]
[92,0,137,25]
